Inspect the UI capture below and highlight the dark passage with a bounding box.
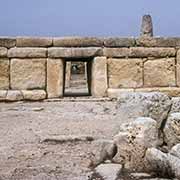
[63,59,92,97]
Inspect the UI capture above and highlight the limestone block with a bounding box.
[16,37,52,47]
[144,58,175,87]
[6,90,23,101]
[176,50,180,86]
[164,113,180,148]
[114,117,159,171]
[107,88,134,98]
[135,87,180,97]
[0,47,7,57]
[0,90,7,101]
[0,59,9,89]
[47,59,64,98]
[10,59,46,90]
[65,61,71,88]
[130,47,176,58]
[103,48,130,58]
[104,37,135,47]
[53,37,103,47]
[136,37,180,47]
[0,37,16,48]
[91,57,108,97]
[22,90,46,101]
[8,48,47,58]
[48,47,102,58]
[108,58,143,88]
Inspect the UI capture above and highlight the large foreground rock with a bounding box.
[146,147,180,179]
[164,113,180,148]
[114,117,159,171]
[116,92,172,128]
[95,163,122,180]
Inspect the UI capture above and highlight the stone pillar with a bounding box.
[65,61,71,88]
[91,57,108,97]
[140,15,153,37]
[47,58,64,98]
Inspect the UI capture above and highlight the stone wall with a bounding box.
[1,36,180,101]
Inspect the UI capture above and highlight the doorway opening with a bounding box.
[63,58,92,97]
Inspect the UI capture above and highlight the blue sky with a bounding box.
[0,0,179,37]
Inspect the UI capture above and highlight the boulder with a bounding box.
[146,147,180,179]
[95,163,122,180]
[170,97,180,113]
[90,140,117,167]
[164,113,180,148]
[115,92,172,129]
[170,144,180,159]
[114,117,159,171]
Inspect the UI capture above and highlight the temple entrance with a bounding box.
[63,58,92,97]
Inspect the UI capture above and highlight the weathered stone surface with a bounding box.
[108,58,143,88]
[176,50,180,87]
[65,61,71,88]
[90,140,117,167]
[164,113,180,148]
[114,117,159,171]
[16,37,52,47]
[48,47,102,58]
[8,48,47,58]
[171,97,180,113]
[115,92,172,128]
[6,90,23,101]
[104,37,135,47]
[53,37,103,47]
[129,47,176,58]
[0,47,7,57]
[107,88,134,98]
[95,163,122,180]
[0,90,7,101]
[103,48,130,58]
[0,37,16,48]
[135,87,180,97]
[144,58,175,87]
[10,59,46,90]
[145,148,172,177]
[47,59,64,98]
[91,57,107,97]
[0,59,9,90]
[22,90,46,101]
[140,15,153,37]
[146,148,180,179]
[170,144,180,159]
[136,37,180,47]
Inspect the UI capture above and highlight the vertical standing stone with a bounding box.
[140,15,153,37]
[65,61,71,88]
[47,59,64,98]
[91,57,108,97]
[0,59,9,89]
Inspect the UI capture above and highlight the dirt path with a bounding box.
[0,100,129,180]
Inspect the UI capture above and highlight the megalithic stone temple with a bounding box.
[1,15,180,101]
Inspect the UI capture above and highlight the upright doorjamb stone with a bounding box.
[91,57,108,97]
[47,58,64,98]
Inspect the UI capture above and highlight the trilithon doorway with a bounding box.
[63,58,92,96]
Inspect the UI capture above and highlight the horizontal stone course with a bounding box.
[16,37,52,47]
[48,47,103,58]
[136,37,180,47]
[0,47,7,57]
[6,90,23,101]
[0,37,16,48]
[0,90,7,101]
[22,90,46,100]
[129,47,176,58]
[53,37,103,47]
[8,48,47,58]
[104,37,135,47]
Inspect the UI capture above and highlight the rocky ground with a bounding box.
[0,93,179,180]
